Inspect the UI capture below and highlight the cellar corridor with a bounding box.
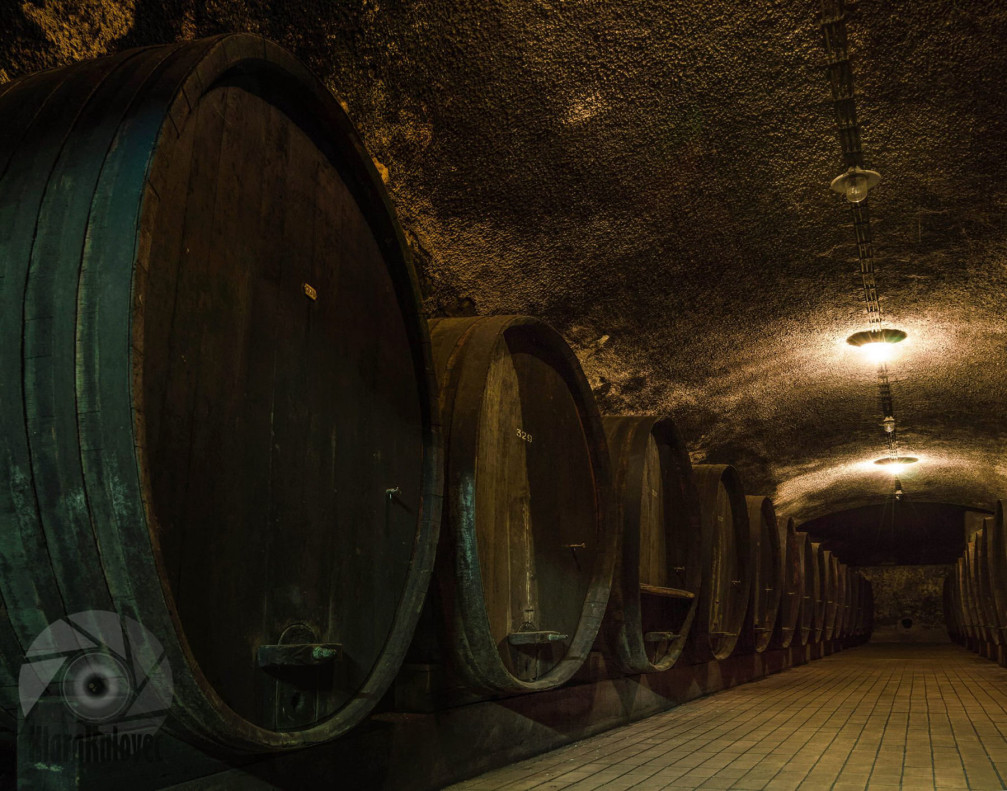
[445,644,1007,791]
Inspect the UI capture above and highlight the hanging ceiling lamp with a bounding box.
[830,165,882,203]
[846,328,907,364]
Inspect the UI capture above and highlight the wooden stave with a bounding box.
[821,550,839,641]
[744,496,784,654]
[977,526,1003,647]
[956,555,977,647]
[770,518,803,650]
[428,315,617,694]
[0,47,163,727]
[600,415,703,674]
[964,540,984,651]
[809,542,827,643]
[986,502,1007,646]
[1,35,443,752]
[836,562,850,639]
[796,531,817,646]
[688,464,752,662]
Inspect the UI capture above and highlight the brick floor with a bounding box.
[443,644,1007,791]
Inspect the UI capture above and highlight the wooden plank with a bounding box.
[639,583,696,600]
[0,53,129,662]
[23,47,170,619]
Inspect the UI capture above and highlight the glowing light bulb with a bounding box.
[830,167,881,204]
[845,173,869,203]
[861,340,893,364]
[846,329,906,362]
[872,456,918,475]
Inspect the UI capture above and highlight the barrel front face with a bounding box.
[964,543,982,648]
[988,503,1007,641]
[796,532,817,645]
[746,497,783,653]
[602,416,702,673]
[810,542,827,642]
[433,316,614,693]
[0,36,444,752]
[690,465,751,661]
[821,550,838,641]
[772,519,803,649]
[835,563,849,639]
[977,528,1002,647]
[957,556,976,643]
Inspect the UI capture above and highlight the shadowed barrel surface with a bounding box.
[688,464,751,662]
[601,416,703,673]
[429,315,616,693]
[0,35,442,751]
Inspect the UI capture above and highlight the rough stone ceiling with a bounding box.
[4,0,1007,524]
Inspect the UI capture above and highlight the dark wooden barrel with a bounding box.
[687,465,752,662]
[810,542,829,642]
[957,555,978,649]
[835,562,850,640]
[770,518,803,650]
[600,416,703,673]
[796,531,817,646]
[963,541,983,651]
[744,497,784,653]
[429,316,616,693]
[821,550,839,641]
[976,526,1002,650]
[0,35,443,751]
[987,502,1007,646]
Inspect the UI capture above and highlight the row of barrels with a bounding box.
[945,503,1005,656]
[0,34,872,759]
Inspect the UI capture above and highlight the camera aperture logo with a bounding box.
[19,610,174,764]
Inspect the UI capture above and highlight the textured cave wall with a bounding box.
[3,1,1007,537]
[859,564,952,643]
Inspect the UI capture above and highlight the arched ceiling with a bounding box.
[4,0,1007,526]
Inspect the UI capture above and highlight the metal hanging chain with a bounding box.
[820,0,900,461]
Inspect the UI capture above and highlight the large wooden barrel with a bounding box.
[770,518,803,650]
[862,577,875,638]
[963,541,983,652]
[744,497,784,653]
[956,555,978,649]
[976,527,1002,651]
[0,36,443,751]
[687,465,752,661]
[821,550,839,641]
[810,542,829,642]
[987,502,1007,646]
[429,316,616,693]
[796,531,817,646]
[835,562,850,640]
[601,416,703,673]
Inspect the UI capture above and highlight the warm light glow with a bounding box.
[846,329,907,363]
[861,340,894,364]
[871,456,919,476]
[845,173,869,203]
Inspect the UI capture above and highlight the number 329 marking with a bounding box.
[516,427,533,444]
